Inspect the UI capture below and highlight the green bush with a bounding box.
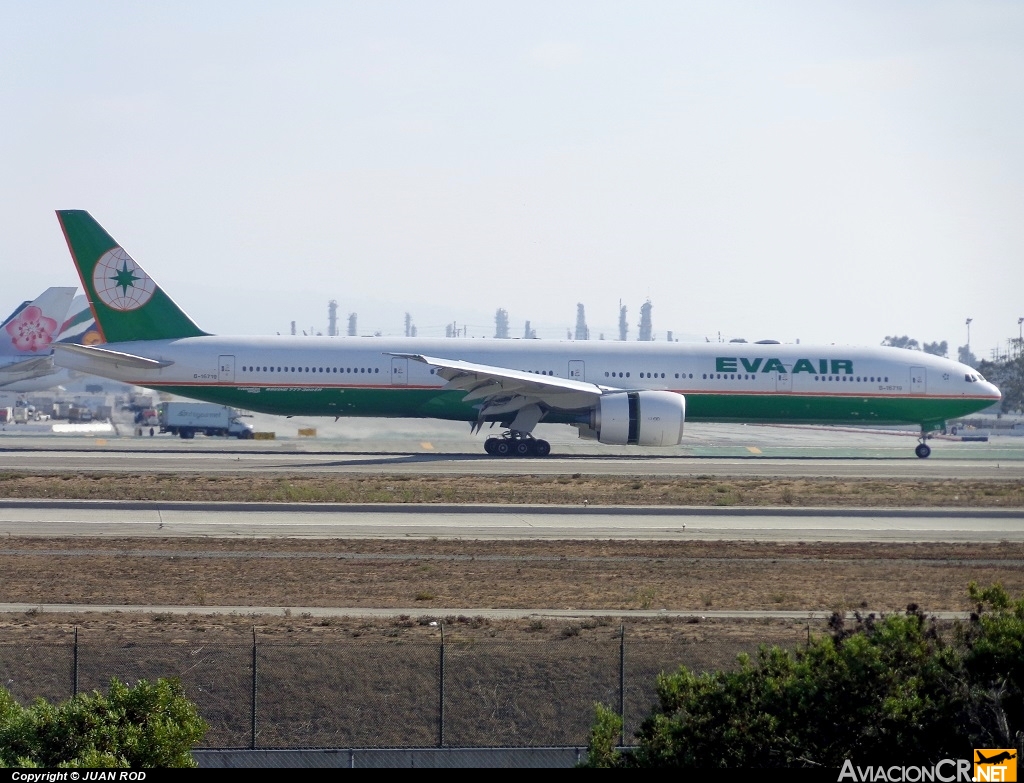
[583,584,1024,768]
[0,677,207,768]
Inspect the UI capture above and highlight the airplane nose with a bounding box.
[985,381,1002,401]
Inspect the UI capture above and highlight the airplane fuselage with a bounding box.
[54,335,1000,430]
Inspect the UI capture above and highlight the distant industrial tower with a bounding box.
[290,321,296,336]
[347,313,357,337]
[574,303,589,340]
[638,299,653,341]
[618,304,628,341]
[495,308,510,339]
[524,320,536,339]
[405,312,416,338]
[328,300,338,337]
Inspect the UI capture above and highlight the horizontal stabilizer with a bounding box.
[54,342,173,371]
[0,356,53,375]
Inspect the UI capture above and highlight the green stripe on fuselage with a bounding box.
[681,392,988,426]
[149,385,992,428]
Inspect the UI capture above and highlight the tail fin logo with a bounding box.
[92,247,156,311]
[4,306,58,353]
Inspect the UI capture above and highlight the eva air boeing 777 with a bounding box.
[53,210,1001,458]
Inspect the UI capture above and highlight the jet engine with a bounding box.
[580,390,685,446]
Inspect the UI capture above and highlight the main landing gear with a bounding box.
[483,432,551,457]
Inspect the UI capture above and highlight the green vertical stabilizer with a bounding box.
[57,210,208,343]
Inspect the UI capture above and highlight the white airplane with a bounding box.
[53,210,1001,458]
[0,286,77,391]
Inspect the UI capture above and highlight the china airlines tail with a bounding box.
[0,287,77,359]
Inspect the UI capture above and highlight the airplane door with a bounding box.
[775,366,792,392]
[910,366,926,394]
[391,357,408,385]
[218,355,235,383]
[568,360,585,381]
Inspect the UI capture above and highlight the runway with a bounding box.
[1,446,1024,479]
[0,500,1020,542]
[1,421,1021,543]
[1,414,1022,481]
[1,420,1022,478]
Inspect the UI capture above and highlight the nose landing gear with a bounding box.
[915,423,939,458]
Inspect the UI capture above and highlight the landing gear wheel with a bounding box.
[915,443,931,459]
[483,431,553,458]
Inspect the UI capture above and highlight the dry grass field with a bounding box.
[1,472,1021,747]
[1,472,1022,506]
[0,471,1021,642]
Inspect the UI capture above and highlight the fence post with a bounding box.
[439,623,445,748]
[251,627,258,750]
[619,624,625,747]
[73,626,79,697]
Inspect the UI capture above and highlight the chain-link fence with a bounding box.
[0,624,810,749]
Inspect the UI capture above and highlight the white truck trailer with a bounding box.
[157,402,254,439]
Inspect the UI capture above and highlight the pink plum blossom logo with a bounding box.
[4,306,58,353]
[92,247,156,311]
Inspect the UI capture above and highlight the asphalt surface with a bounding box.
[1,445,1023,479]
[0,500,1020,542]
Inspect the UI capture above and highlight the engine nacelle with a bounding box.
[583,391,685,446]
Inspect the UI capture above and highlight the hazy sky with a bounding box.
[2,1,1022,358]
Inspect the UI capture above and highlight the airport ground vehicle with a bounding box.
[157,402,254,439]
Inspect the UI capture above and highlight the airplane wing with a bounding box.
[53,342,173,371]
[0,355,53,375]
[391,353,611,429]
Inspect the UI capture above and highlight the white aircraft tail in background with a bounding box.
[0,287,77,389]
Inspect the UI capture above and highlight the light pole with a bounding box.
[966,318,973,364]
[1018,317,1023,357]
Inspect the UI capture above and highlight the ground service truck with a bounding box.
[157,402,255,439]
